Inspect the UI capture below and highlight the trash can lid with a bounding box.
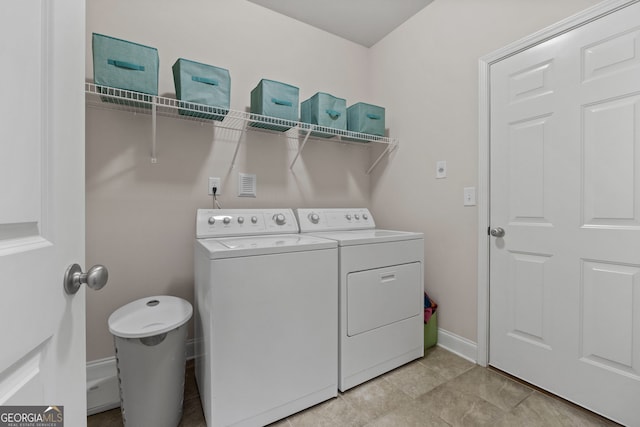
[108,295,193,338]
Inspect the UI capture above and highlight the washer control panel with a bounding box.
[196,209,299,238]
[296,208,375,232]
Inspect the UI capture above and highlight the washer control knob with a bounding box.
[354,214,360,220]
[251,216,258,224]
[308,213,320,224]
[363,213,369,220]
[208,216,215,225]
[273,213,286,225]
[223,217,231,224]
[237,216,245,224]
[345,214,352,220]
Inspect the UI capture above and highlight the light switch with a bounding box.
[464,187,476,206]
[436,161,447,179]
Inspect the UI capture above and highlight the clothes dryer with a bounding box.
[296,208,424,391]
[194,209,338,427]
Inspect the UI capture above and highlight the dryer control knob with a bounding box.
[273,213,286,225]
[223,217,231,224]
[208,216,215,225]
[354,214,360,220]
[363,213,369,220]
[345,214,352,220]
[237,216,245,224]
[251,216,258,224]
[308,213,320,224]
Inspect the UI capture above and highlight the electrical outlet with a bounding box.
[208,177,221,195]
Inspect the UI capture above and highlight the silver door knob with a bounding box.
[64,263,109,295]
[490,227,506,238]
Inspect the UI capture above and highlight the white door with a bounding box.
[0,1,89,426]
[490,2,640,425]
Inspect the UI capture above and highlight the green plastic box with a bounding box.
[347,102,386,137]
[300,92,347,138]
[172,58,230,121]
[250,79,299,132]
[92,33,159,108]
[424,312,438,350]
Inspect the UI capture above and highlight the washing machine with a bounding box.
[296,208,424,391]
[194,209,338,427]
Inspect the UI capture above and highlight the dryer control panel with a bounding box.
[196,209,299,238]
[296,208,375,232]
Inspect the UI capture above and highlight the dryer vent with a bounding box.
[238,173,257,198]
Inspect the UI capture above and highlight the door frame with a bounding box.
[476,0,639,367]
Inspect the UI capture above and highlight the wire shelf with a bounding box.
[85,83,398,172]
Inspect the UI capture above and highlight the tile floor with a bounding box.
[88,346,620,427]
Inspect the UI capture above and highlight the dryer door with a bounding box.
[347,262,421,336]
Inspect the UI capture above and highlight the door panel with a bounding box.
[508,60,553,104]
[582,93,640,227]
[490,2,640,425]
[581,260,640,375]
[0,1,43,229]
[508,251,551,348]
[508,116,551,223]
[582,27,640,83]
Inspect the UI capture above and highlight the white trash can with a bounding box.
[108,296,193,427]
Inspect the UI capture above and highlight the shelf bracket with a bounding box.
[290,126,314,170]
[230,126,248,169]
[366,140,398,175]
[151,97,158,163]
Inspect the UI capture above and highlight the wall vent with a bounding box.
[238,173,257,197]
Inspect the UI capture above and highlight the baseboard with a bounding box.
[86,357,119,416]
[87,338,195,416]
[436,328,478,363]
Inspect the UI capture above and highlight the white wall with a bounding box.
[85,0,372,361]
[369,0,601,343]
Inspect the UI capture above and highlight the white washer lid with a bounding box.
[108,295,193,338]
[307,229,423,245]
[195,234,337,259]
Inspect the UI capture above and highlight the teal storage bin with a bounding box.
[250,79,299,131]
[172,58,230,121]
[300,92,347,138]
[347,102,386,138]
[92,33,159,108]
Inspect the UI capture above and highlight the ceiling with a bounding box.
[247,0,434,48]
